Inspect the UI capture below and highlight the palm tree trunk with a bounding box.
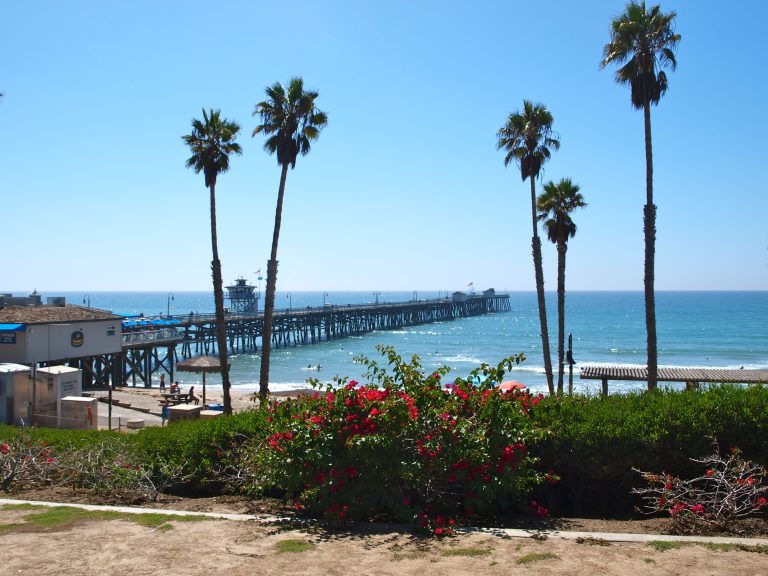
[643,100,658,391]
[530,178,554,395]
[259,162,290,404]
[209,181,232,414]
[557,241,566,395]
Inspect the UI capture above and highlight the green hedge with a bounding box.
[4,384,767,521]
[530,385,768,517]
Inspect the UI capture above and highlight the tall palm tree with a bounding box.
[497,101,560,396]
[252,77,328,404]
[182,108,242,414]
[537,178,586,395]
[601,1,680,391]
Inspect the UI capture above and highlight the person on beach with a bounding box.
[170,381,180,394]
[160,374,166,391]
[188,386,199,405]
[161,399,170,425]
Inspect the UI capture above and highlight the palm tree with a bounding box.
[537,178,587,395]
[601,1,680,391]
[497,100,560,396]
[252,77,328,404]
[182,108,242,414]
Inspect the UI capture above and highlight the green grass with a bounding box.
[275,539,315,553]
[441,547,491,557]
[516,552,558,564]
[0,504,210,532]
[698,542,768,554]
[649,540,683,552]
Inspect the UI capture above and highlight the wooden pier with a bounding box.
[118,294,511,388]
[580,365,768,395]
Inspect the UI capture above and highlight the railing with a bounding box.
[127,294,511,326]
[122,328,183,345]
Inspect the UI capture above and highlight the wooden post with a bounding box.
[602,378,608,397]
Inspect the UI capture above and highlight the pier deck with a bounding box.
[580,365,768,395]
[117,294,511,388]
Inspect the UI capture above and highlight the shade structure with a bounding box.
[176,356,229,407]
[498,380,526,393]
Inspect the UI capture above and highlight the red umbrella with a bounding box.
[498,380,526,393]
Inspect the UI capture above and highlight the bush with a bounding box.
[634,439,768,533]
[530,385,768,517]
[237,345,548,534]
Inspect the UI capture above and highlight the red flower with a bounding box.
[705,469,715,477]
[402,496,411,506]
[434,527,444,536]
[0,443,9,454]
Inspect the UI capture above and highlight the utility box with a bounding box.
[0,363,31,425]
[60,396,98,430]
[12,366,82,427]
[200,410,222,420]
[168,404,201,422]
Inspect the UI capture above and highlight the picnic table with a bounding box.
[160,393,191,406]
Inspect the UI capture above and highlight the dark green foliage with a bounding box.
[530,385,768,516]
[0,425,125,450]
[127,409,270,491]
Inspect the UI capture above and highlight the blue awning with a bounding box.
[0,323,26,332]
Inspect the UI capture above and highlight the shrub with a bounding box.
[0,424,59,491]
[237,345,548,533]
[633,439,768,533]
[529,385,768,517]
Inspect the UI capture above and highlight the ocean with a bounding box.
[53,291,768,395]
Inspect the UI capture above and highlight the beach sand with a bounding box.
[95,385,315,422]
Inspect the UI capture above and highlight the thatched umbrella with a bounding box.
[176,355,229,407]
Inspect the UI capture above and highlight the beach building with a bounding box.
[0,301,123,366]
[452,291,467,303]
[0,299,122,425]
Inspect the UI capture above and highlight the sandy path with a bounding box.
[1,506,767,576]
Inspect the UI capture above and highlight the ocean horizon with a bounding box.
[8,290,767,395]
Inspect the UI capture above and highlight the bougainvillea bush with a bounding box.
[236,346,550,533]
[633,439,768,534]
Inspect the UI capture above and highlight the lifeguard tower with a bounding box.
[226,278,259,315]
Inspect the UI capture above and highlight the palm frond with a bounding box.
[182,108,242,188]
[497,101,559,182]
[602,1,680,109]
[252,77,327,168]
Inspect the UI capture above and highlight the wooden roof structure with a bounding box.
[581,365,768,395]
[580,365,768,384]
[0,305,122,324]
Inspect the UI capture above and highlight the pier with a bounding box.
[118,293,511,388]
[580,365,768,395]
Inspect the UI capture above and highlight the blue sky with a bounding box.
[2,0,766,292]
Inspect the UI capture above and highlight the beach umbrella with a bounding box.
[176,355,229,406]
[498,380,526,393]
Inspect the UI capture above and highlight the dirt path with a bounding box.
[2,503,767,575]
